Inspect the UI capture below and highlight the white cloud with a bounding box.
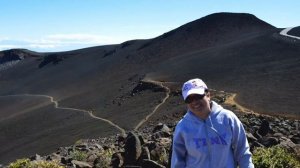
[0,44,22,51]
[28,44,58,49]
[0,34,126,52]
[45,34,117,44]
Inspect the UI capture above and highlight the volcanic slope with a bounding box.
[288,26,300,37]
[1,12,300,163]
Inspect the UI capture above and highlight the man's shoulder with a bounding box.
[176,116,189,127]
[175,113,194,129]
[214,107,238,121]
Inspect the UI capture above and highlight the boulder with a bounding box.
[279,137,300,158]
[30,154,42,161]
[124,132,142,165]
[153,123,171,134]
[61,157,72,165]
[291,135,300,144]
[257,119,270,136]
[152,131,171,139]
[111,152,124,168]
[258,137,279,147]
[46,153,61,161]
[139,146,151,161]
[71,160,92,168]
[253,130,262,139]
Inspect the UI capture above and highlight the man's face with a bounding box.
[186,93,211,118]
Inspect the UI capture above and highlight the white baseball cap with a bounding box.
[182,78,208,100]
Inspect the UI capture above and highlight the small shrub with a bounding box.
[31,160,64,168]
[70,149,88,161]
[253,146,300,168]
[8,159,64,168]
[8,158,30,168]
[94,148,114,168]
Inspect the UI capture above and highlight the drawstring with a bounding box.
[206,116,227,145]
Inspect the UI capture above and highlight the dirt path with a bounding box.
[0,94,126,135]
[224,93,300,119]
[134,80,171,131]
[2,79,173,134]
[224,93,254,113]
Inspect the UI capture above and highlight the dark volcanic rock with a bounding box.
[5,111,300,167]
[291,135,300,144]
[258,137,280,147]
[139,146,151,161]
[153,123,171,134]
[257,119,271,136]
[124,132,142,165]
[0,49,41,64]
[111,152,124,168]
[71,160,92,168]
[131,81,165,95]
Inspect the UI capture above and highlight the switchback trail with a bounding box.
[134,80,171,131]
[0,94,126,135]
[2,80,174,134]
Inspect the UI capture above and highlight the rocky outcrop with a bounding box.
[0,49,43,71]
[131,81,165,96]
[11,114,298,168]
[0,49,41,64]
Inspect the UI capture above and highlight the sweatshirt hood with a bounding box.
[210,101,224,116]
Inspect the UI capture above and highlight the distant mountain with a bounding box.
[134,12,275,61]
[0,12,299,164]
[0,49,42,63]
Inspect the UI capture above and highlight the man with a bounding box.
[171,78,254,168]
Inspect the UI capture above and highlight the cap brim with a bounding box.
[184,88,205,100]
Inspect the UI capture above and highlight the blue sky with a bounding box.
[0,0,299,52]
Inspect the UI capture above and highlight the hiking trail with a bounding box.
[1,80,173,134]
[0,94,126,135]
[134,80,171,131]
